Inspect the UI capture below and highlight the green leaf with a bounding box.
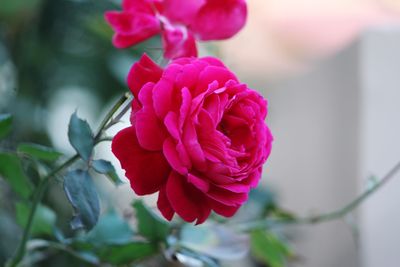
[15,202,56,236]
[0,153,32,199]
[97,242,158,265]
[132,200,170,242]
[85,211,134,246]
[17,143,63,162]
[250,230,291,267]
[64,170,100,231]
[68,112,94,161]
[92,159,123,186]
[0,114,12,140]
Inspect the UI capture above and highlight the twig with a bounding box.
[95,92,130,141]
[236,159,400,232]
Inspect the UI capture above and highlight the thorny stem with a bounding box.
[94,92,130,141]
[7,93,130,267]
[237,159,400,232]
[6,155,79,267]
[103,95,132,131]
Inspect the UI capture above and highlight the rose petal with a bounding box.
[163,0,205,25]
[206,187,248,206]
[197,110,236,164]
[191,80,219,111]
[203,93,225,126]
[217,182,250,193]
[127,54,163,100]
[170,57,194,66]
[200,57,226,68]
[208,197,240,217]
[164,111,180,140]
[188,173,210,192]
[182,121,207,171]
[122,0,155,13]
[157,185,175,221]
[135,83,168,151]
[163,137,188,175]
[192,0,247,41]
[206,164,236,184]
[175,63,203,91]
[176,142,192,169]
[196,66,238,95]
[179,87,192,130]
[129,99,141,125]
[166,171,211,224]
[153,82,176,119]
[135,108,167,151]
[162,25,198,59]
[152,64,181,118]
[244,168,263,189]
[163,113,192,168]
[105,12,161,48]
[112,127,170,195]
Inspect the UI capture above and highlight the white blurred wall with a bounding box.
[254,36,361,267]
[239,26,400,267]
[358,27,400,267]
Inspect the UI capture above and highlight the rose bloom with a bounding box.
[105,0,247,59]
[112,54,273,224]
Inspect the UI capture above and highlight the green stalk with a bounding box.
[7,155,79,267]
[94,92,130,140]
[237,159,400,232]
[7,92,130,267]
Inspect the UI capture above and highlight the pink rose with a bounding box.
[112,54,272,224]
[105,0,247,59]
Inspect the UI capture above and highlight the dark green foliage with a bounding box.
[63,170,100,231]
[92,159,123,186]
[132,200,170,243]
[0,153,32,199]
[250,230,292,267]
[68,113,94,161]
[0,114,12,140]
[17,143,63,162]
[15,202,56,236]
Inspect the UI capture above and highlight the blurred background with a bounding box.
[1,0,400,266]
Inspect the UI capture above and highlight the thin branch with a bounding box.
[95,92,130,140]
[96,136,113,144]
[237,159,400,232]
[104,96,132,131]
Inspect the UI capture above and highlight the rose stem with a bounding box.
[7,92,130,267]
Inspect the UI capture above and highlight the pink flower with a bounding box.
[104,0,247,59]
[112,54,273,224]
